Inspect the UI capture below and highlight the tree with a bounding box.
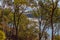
[0,0,39,40]
[38,0,59,40]
[0,0,60,40]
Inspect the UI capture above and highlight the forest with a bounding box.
[0,0,60,40]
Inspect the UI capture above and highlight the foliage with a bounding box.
[14,0,28,5]
[54,35,60,40]
[0,30,6,40]
[0,0,60,40]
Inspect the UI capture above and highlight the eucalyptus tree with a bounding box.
[38,0,59,40]
[0,0,60,40]
[29,0,50,40]
[30,0,60,40]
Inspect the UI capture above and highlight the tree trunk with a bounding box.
[51,6,55,40]
[13,5,19,40]
[38,18,42,40]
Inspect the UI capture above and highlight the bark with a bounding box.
[13,5,19,40]
[51,7,53,40]
[51,0,58,40]
[38,19,41,40]
[38,18,48,40]
[14,4,23,40]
